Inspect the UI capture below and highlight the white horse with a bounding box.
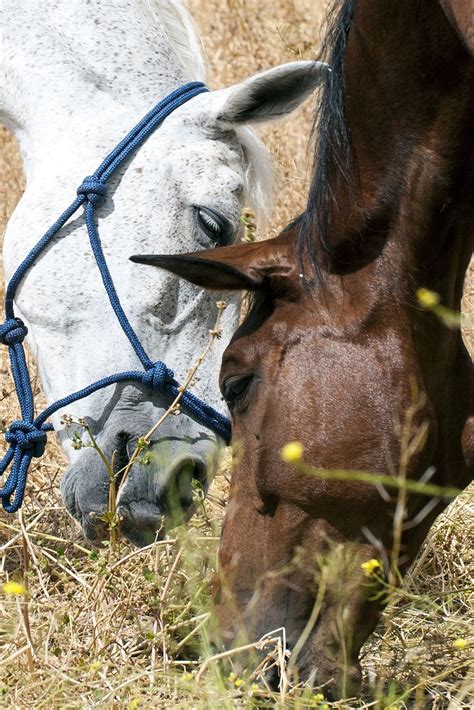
[1,0,325,546]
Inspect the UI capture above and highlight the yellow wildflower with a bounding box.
[361,559,381,576]
[234,678,244,688]
[417,288,440,309]
[281,441,304,463]
[2,581,26,596]
[453,638,467,650]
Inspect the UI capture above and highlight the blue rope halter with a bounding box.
[0,81,231,514]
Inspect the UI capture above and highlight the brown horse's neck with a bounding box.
[301,0,474,490]
[307,0,474,312]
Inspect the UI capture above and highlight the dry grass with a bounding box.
[1,1,473,707]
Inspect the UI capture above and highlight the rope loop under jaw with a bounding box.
[0,318,28,346]
[4,420,47,458]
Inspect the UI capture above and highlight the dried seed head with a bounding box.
[240,207,257,243]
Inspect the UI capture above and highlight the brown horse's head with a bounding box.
[131,0,474,699]
[130,232,437,696]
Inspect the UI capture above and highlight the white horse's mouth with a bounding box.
[61,426,218,547]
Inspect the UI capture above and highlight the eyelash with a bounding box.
[195,206,233,245]
[199,210,220,235]
[222,375,254,412]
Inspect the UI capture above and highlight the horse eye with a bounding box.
[222,375,253,410]
[195,206,232,245]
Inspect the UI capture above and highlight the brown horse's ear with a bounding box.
[130,236,298,293]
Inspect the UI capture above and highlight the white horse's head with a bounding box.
[1,0,326,546]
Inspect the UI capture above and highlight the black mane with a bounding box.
[297,0,356,275]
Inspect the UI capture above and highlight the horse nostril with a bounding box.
[177,458,206,507]
[112,432,131,489]
[165,456,208,519]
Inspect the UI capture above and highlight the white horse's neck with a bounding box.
[1,0,203,169]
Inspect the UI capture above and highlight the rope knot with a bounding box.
[0,318,28,346]
[5,420,47,458]
[77,176,108,206]
[141,361,174,394]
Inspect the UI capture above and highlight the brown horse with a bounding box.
[132,0,474,699]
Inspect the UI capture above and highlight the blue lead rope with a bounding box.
[0,81,231,514]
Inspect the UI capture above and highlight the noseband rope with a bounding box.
[0,82,231,514]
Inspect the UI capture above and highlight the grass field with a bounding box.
[1,1,473,707]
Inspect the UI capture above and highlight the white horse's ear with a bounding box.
[214,61,329,125]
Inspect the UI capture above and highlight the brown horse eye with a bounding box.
[222,375,253,409]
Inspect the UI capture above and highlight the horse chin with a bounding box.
[217,616,364,700]
[293,639,363,701]
[262,655,362,702]
[60,433,218,547]
[214,572,374,700]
